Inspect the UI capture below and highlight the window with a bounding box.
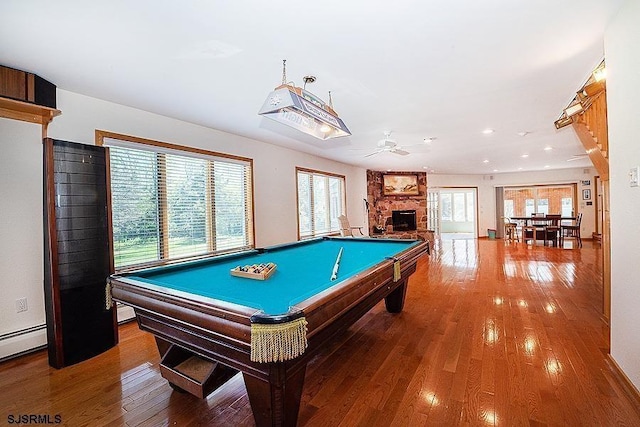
[504,185,575,217]
[440,193,452,221]
[99,132,254,269]
[504,200,514,218]
[561,197,573,217]
[440,190,474,222]
[296,168,345,238]
[453,193,466,222]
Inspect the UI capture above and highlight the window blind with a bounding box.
[106,138,253,269]
[297,169,345,239]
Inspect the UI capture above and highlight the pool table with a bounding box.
[109,236,429,427]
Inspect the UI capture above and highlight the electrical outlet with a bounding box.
[16,297,28,313]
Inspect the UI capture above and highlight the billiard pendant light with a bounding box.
[258,60,351,140]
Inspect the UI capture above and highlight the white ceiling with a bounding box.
[0,1,621,174]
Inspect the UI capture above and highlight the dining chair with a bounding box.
[338,215,364,237]
[544,214,562,247]
[560,212,582,247]
[524,213,546,244]
[502,217,519,242]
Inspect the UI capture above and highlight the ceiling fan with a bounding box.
[364,132,410,157]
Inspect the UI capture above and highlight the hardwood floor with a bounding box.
[2,238,639,426]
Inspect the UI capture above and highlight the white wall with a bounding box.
[605,0,640,391]
[0,90,367,359]
[0,119,47,357]
[428,167,597,237]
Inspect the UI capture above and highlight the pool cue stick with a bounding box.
[330,247,344,281]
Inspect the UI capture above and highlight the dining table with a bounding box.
[508,216,577,246]
[509,216,576,226]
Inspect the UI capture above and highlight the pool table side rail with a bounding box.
[109,277,255,344]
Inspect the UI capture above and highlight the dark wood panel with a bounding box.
[0,64,56,108]
[43,138,117,368]
[0,66,26,100]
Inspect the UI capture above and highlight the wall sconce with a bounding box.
[554,115,574,129]
[581,80,606,97]
[564,102,584,117]
[554,59,606,129]
[592,62,606,82]
[258,60,351,140]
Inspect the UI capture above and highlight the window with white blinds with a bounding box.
[103,134,254,270]
[296,168,345,239]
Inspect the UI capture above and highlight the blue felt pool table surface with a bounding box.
[126,237,419,316]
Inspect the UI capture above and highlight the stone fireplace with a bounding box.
[366,170,430,241]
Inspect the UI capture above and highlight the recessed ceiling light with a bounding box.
[544,165,550,169]
[493,169,499,172]
[544,146,553,151]
[483,159,489,163]
[517,131,529,137]
[521,154,529,158]
[518,167,523,170]
[422,166,429,169]
[482,128,494,135]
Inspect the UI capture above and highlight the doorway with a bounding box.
[428,187,478,239]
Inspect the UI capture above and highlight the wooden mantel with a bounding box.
[0,97,61,139]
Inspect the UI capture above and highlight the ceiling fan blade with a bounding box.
[391,149,410,156]
[403,137,436,148]
[378,139,396,148]
[364,149,384,158]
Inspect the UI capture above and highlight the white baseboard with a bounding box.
[0,306,135,362]
[0,325,47,361]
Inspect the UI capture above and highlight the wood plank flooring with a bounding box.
[2,238,639,426]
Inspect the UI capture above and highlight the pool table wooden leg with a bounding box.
[242,364,307,427]
[384,279,408,313]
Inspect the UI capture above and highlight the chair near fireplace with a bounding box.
[338,215,364,237]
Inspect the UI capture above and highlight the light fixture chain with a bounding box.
[281,59,287,85]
